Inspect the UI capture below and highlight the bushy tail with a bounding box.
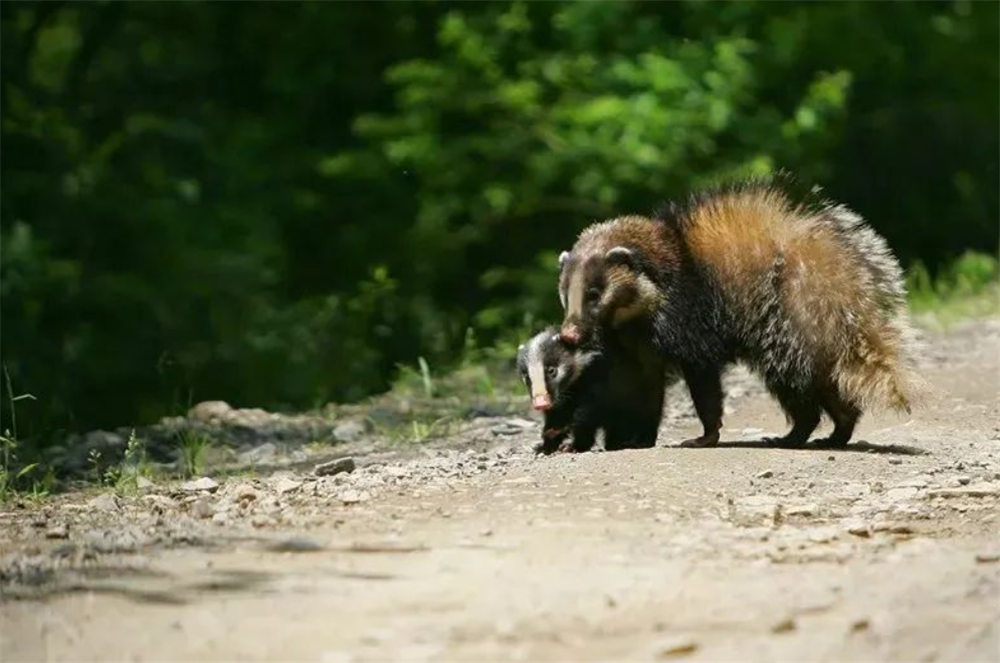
[825,205,929,413]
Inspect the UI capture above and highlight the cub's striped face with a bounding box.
[558,246,643,347]
[516,329,597,412]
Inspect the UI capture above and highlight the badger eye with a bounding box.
[545,366,558,379]
[586,287,601,301]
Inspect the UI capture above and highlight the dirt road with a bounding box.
[3,319,999,663]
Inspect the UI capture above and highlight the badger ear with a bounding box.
[558,251,571,270]
[605,246,634,268]
[576,350,601,369]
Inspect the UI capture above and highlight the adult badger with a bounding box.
[557,176,922,447]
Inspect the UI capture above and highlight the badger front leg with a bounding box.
[679,364,723,447]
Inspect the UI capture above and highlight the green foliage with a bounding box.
[113,429,153,493]
[178,431,213,478]
[908,251,1000,326]
[1,2,997,456]
[0,366,48,501]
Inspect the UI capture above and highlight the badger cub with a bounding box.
[517,327,669,454]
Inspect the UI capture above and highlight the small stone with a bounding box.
[851,618,871,632]
[828,455,836,461]
[808,527,839,543]
[889,524,915,535]
[787,504,819,517]
[232,484,260,503]
[45,524,69,540]
[239,442,278,465]
[181,477,220,493]
[143,494,178,511]
[276,478,302,495]
[844,520,872,538]
[654,636,699,658]
[87,493,121,512]
[888,458,903,465]
[975,552,1000,563]
[333,420,370,443]
[190,497,215,519]
[772,617,796,633]
[251,514,276,528]
[188,400,232,421]
[385,465,410,479]
[480,528,494,537]
[315,457,356,477]
[886,487,919,502]
[320,650,356,663]
[756,470,775,479]
[927,484,1000,499]
[956,475,972,486]
[211,512,229,525]
[340,489,370,504]
[267,537,325,553]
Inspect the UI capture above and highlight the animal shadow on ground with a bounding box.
[704,439,929,456]
[2,566,276,606]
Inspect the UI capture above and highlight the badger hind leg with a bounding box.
[814,387,862,447]
[761,382,822,447]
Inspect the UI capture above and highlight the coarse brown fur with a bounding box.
[559,175,923,447]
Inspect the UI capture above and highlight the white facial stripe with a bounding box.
[527,334,548,399]
[566,265,586,322]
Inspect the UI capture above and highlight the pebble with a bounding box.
[889,458,903,465]
[772,617,796,633]
[340,489,370,504]
[239,442,278,465]
[181,477,220,493]
[808,527,839,543]
[188,400,232,421]
[333,420,369,443]
[87,493,122,512]
[315,457,357,477]
[276,478,302,495]
[927,484,1000,499]
[491,422,527,436]
[756,470,775,479]
[975,552,1000,563]
[143,494,179,511]
[190,497,216,519]
[654,636,699,658]
[45,524,69,540]
[232,484,260,503]
[843,520,872,538]
[786,504,819,517]
[886,487,920,503]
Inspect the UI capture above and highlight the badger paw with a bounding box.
[679,432,719,448]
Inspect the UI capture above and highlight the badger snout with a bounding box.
[560,325,582,346]
[532,394,552,411]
